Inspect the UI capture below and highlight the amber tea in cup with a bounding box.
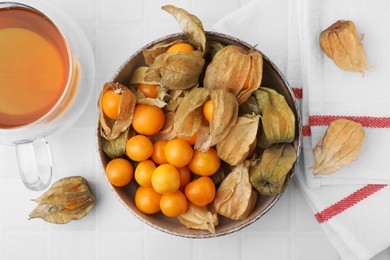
[0,7,70,127]
[0,2,95,191]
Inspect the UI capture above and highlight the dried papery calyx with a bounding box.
[98,82,136,140]
[143,40,185,66]
[150,111,176,142]
[312,119,365,175]
[129,66,167,108]
[255,87,295,148]
[165,90,184,111]
[102,127,134,159]
[144,51,205,90]
[194,89,239,152]
[239,95,261,115]
[213,162,257,220]
[177,203,218,234]
[207,41,225,58]
[216,114,260,165]
[29,176,94,224]
[204,45,263,104]
[174,87,238,147]
[174,87,210,139]
[143,5,207,90]
[162,5,206,54]
[249,144,297,196]
[210,167,227,187]
[320,20,368,73]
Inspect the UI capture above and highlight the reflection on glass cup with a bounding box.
[0,1,95,190]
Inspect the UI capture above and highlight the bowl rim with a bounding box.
[96,31,303,238]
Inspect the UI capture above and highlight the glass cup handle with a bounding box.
[15,137,53,191]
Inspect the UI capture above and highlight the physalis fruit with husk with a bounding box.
[216,114,260,165]
[102,127,133,159]
[177,203,218,234]
[143,5,206,90]
[143,39,186,66]
[254,87,295,148]
[129,66,168,108]
[145,51,205,90]
[98,82,136,140]
[249,144,297,196]
[174,87,209,140]
[204,45,263,104]
[174,88,239,152]
[320,20,368,74]
[213,161,257,220]
[149,111,176,142]
[29,176,94,224]
[312,119,365,175]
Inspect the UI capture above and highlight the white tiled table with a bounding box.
[1,0,389,259]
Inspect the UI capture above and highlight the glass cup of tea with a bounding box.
[0,1,95,190]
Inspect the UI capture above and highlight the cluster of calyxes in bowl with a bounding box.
[98,5,298,235]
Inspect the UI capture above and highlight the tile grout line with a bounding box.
[290,185,298,260]
[142,0,149,52]
[95,0,103,80]
[94,0,101,258]
[290,185,297,260]
[191,237,195,260]
[240,234,244,260]
[0,181,3,260]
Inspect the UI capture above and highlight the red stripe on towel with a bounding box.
[315,184,387,223]
[302,125,311,136]
[292,88,302,99]
[310,115,390,128]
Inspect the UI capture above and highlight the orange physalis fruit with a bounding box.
[137,83,158,98]
[166,43,194,53]
[203,100,213,123]
[102,89,121,120]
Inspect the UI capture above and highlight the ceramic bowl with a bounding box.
[97,31,302,238]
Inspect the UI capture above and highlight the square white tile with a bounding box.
[49,127,97,181]
[50,0,96,23]
[100,0,144,23]
[194,235,241,260]
[95,179,144,232]
[243,234,291,260]
[145,233,193,260]
[2,232,47,260]
[98,24,145,75]
[144,23,183,43]
[96,232,144,260]
[193,0,241,23]
[144,0,194,25]
[293,235,340,260]
[48,231,95,259]
[2,180,48,232]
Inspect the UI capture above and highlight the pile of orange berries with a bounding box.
[104,72,221,217]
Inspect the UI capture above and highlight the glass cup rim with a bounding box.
[0,1,76,131]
